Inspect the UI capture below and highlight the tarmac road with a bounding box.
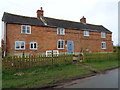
[63,68,119,88]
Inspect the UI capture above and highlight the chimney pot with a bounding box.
[80,16,86,23]
[41,7,43,10]
[37,7,44,18]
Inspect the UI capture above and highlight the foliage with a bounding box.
[113,46,120,52]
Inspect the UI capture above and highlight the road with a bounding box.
[62,68,119,88]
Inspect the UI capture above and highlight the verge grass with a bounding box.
[83,52,119,71]
[84,59,119,71]
[2,64,91,88]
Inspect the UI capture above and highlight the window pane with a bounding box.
[85,31,87,35]
[34,43,36,48]
[27,29,30,33]
[84,31,86,35]
[21,42,24,48]
[58,29,60,34]
[27,27,30,33]
[61,41,64,48]
[31,43,33,48]
[22,26,26,30]
[61,29,63,34]
[103,33,105,37]
[102,43,104,48]
[58,41,61,48]
[22,26,26,33]
[16,42,20,49]
[86,31,88,35]
[22,29,26,33]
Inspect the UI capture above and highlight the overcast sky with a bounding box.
[0,0,119,46]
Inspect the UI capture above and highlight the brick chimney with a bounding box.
[36,7,44,18]
[80,16,86,23]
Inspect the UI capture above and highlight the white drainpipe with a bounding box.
[2,21,6,56]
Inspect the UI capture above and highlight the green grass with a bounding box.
[2,64,91,88]
[84,59,119,71]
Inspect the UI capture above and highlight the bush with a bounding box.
[84,52,118,62]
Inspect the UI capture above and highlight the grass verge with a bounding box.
[84,59,119,71]
[2,64,91,88]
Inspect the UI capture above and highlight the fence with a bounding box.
[2,52,119,70]
[2,54,73,70]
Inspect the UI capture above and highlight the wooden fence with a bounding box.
[2,52,119,70]
[2,54,73,70]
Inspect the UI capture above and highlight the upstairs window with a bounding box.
[84,31,89,36]
[101,42,106,49]
[21,25,31,34]
[57,28,65,35]
[101,32,106,38]
[30,42,37,50]
[57,39,65,49]
[15,41,25,50]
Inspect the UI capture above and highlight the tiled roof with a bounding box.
[2,12,112,33]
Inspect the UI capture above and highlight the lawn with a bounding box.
[2,64,91,88]
[84,59,119,71]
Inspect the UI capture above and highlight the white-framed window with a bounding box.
[30,42,37,50]
[21,25,31,34]
[101,42,106,49]
[57,28,65,35]
[15,41,25,50]
[57,39,65,49]
[46,50,52,56]
[101,32,106,38]
[53,50,59,55]
[46,50,59,56]
[84,31,89,36]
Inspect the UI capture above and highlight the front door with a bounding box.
[67,41,74,54]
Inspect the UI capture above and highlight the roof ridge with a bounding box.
[45,16,102,26]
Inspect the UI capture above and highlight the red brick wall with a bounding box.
[6,24,113,55]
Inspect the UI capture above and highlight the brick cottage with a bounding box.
[2,7,113,56]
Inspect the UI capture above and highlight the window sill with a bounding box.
[30,49,38,50]
[84,35,89,37]
[101,48,106,50]
[21,33,31,34]
[15,49,25,50]
[57,34,65,35]
[57,48,65,50]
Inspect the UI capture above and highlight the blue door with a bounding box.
[68,41,74,54]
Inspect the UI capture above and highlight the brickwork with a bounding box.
[6,24,113,55]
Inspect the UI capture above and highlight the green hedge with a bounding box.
[84,52,119,62]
